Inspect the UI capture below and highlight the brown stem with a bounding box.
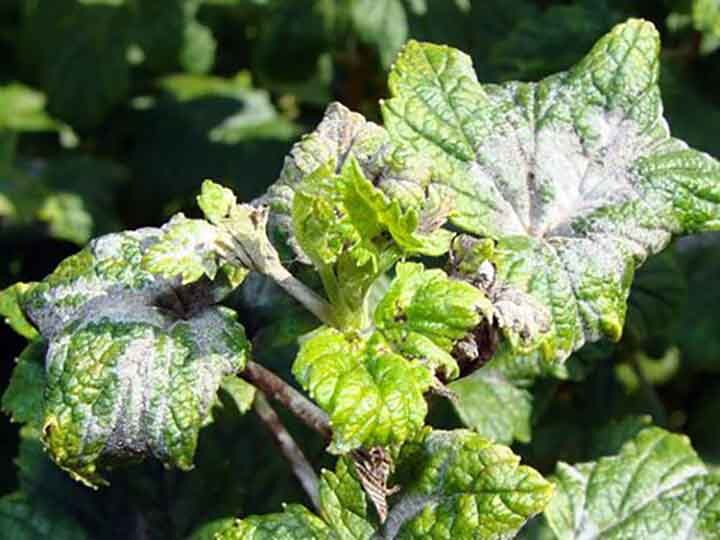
[241,361,332,441]
[253,392,321,510]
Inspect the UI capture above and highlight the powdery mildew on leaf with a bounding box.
[545,426,720,539]
[383,429,553,539]
[382,19,720,364]
[22,227,249,485]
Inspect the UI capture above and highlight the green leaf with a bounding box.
[0,83,67,134]
[374,262,492,380]
[215,458,375,539]
[0,492,88,540]
[293,327,434,453]
[294,262,493,451]
[2,341,45,428]
[20,0,131,129]
[266,102,452,266]
[489,1,621,81]
[545,426,720,539]
[386,429,554,539]
[383,20,720,365]
[130,0,215,74]
[449,368,532,445]
[220,376,256,415]
[141,213,231,284]
[670,0,720,54]
[351,0,408,68]
[198,179,238,225]
[0,282,38,339]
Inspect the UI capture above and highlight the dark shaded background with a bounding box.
[1,0,720,537]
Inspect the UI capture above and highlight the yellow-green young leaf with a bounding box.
[220,376,256,415]
[384,429,554,539]
[37,193,93,245]
[545,426,720,539]
[22,227,250,486]
[374,262,492,380]
[141,213,226,284]
[0,283,38,339]
[265,102,454,265]
[291,156,454,323]
[215,459,375,540]
[293,327,434,453]
[383,20,720,366]
[197,179,237,225]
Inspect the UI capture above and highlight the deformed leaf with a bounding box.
[545,426,720,539]
[21,226,250,485]
[42,308,249,486]
[384,429,554,539]
[291,157,452,323]
[264,102,453,265]
[382,20,720,365]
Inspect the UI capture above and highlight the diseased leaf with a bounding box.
[293,327,433,453]
[291,156,452,324]
[383,20,720,365]
[384,429,554,539]
[21,227,250,485]
[264,102,453,266]
[0,282,38,339]
[42,308,248,486]
[545,426,720,539]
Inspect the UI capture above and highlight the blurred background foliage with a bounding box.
[1,0,720,537]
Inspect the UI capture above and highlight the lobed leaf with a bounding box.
[383,20,720,365]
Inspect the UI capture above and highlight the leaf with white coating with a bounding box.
[545,426,720,539]
[383,20,720,364]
